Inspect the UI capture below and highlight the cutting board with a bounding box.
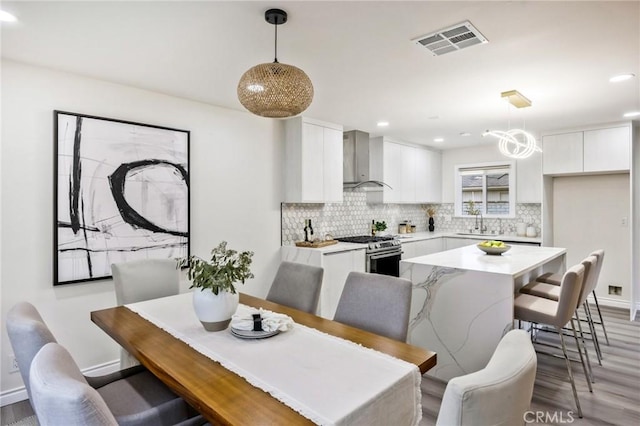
[294,240,338,248]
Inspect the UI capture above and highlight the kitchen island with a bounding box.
[401,244,565,381]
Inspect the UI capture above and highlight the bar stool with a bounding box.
[537,250,609,346]
[514,264,588,418]
[520,255,600,372]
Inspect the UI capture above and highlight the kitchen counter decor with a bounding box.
[177,241,254,331]
[295,240,338,248]
[477,240,511,255]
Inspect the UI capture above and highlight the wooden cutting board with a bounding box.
[294,240,338,248]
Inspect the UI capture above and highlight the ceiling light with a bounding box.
[434,138,444,142]
[610,73,635,83]
[377,121,389,127]
[237,8,313,118]
[623,111,640,118]
[486,90,541,159]
[484,129,541,159]
[0,10,17,22]
[459,132,471,137]
[501,90,532,108]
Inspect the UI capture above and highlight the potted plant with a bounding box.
[177,241,254,331]
[424,206,437,232]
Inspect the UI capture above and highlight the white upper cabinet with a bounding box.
[375,138,442,203]
[583,126,630,172]
[284,117,343,203]
[542,124,631,175]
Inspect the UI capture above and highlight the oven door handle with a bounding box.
[368,251,402,260]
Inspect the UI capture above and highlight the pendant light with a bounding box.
[484,90,541,159]
[237,8,314,118]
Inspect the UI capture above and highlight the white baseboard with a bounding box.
[0,359,119,407]
[587,294,631,310]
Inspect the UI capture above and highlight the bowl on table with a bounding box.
[477,241,511,255]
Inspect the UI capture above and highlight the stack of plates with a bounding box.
[230,327,280,339]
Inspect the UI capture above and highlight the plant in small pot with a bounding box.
[177,241,254,331]
[424,206,437,232]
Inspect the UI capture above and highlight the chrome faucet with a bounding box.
[475,212,487,233]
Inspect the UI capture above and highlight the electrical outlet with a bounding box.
[444,214,452,222]
[8,355,19,373]
[621,217,628,227]
[608,285,622,296]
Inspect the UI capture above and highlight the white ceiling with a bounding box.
[2,1,639,150]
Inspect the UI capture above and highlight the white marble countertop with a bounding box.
[395,231,541,244]
[401,244,565,277]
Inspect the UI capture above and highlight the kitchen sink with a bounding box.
[455,232,500,237]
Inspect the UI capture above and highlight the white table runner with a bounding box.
[126,293,422,425]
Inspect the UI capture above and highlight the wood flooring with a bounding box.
[2,305,638,426]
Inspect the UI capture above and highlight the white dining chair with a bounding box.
[436,329,537,426]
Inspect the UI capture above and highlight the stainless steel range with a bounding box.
[335,235,402,277]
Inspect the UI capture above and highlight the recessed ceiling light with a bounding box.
[459,132,471,137]
[0,10,17,22]
[377,121,389,127]
[623,111,640,118]
[434,138,444,142]
[610,73,635,83]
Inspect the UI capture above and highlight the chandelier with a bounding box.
[237,9,314,118]
[484,90,541,159]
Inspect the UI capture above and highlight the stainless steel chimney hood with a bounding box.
[343,130,391,190]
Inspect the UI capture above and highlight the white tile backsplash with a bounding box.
[281,191,541,245]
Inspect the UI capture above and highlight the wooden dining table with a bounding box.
[91,292,437,425]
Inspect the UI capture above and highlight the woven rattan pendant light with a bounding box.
[237,9,314,118]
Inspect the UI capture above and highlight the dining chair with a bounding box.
[514,263,588,418]
[112,258,180,367]
[30,342,204,426]
[436,329,537,426]
[266,261,324,314]
[333,271,412,341]
[6,301,200,424]
[520,255,601,369]
[536,250,609,346]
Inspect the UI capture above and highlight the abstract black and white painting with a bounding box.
[54,111,189,285]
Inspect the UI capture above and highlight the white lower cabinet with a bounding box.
[402,238,443,260]
[444,237,478,250]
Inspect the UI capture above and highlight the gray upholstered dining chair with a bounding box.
[436,329,537,426]
[333,271,412,341]
[6,302,202,425]
[266,261,324,314]
[112,258,180,367]
[30,342,204,426]
[514,263,588,418]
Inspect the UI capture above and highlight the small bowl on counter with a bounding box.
[477,241,511,256]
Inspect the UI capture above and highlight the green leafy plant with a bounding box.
[466,200,480,216]
[177,241,254,295]
[374,221,387,231]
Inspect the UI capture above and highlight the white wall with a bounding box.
[441,143,542,204]
[552,174,631,303]
[0,61,284,400]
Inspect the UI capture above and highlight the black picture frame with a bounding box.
[53,111,190,285]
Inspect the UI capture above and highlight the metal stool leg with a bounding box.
[559,326,583,418]
[583,302,602,364]
[592,291,610,345]
[574,312,594,384]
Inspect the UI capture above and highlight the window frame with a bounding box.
[454,161,516,218]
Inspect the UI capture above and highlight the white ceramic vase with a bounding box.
[192,287,239,331]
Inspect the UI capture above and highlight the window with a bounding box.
[455,162,516,217]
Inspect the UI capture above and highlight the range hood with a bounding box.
[343,130,391,190]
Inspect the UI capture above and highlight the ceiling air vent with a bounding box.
[412,20,488,56]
